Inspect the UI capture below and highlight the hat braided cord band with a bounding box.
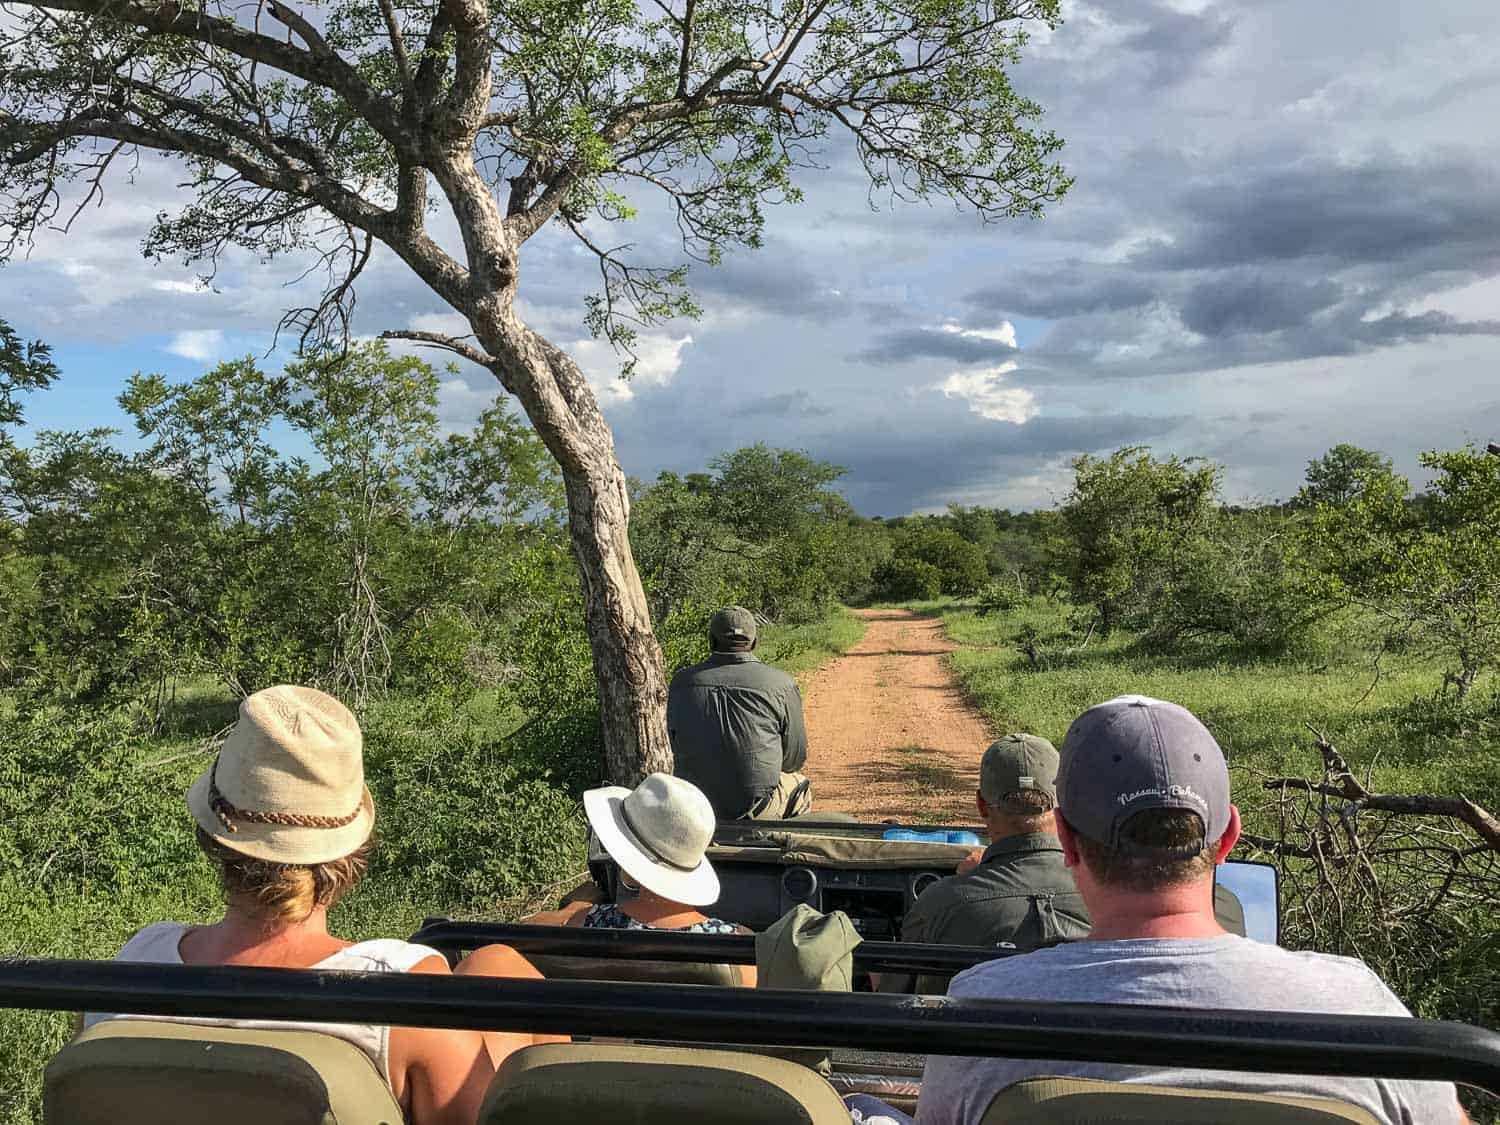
[208,756,363,834]
[618,802,700,873]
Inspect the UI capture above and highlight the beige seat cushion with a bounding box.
[479,1043,850,1125]
[45,1020,404,1125]
[526,952,746,986]
[981,1076,1382,1124]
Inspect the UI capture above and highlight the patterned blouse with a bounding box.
[582,902,739,935]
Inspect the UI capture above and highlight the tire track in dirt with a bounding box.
[801,608,991,823]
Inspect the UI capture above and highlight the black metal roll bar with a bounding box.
[6,958,1500,1095]
[410,920,1021,974]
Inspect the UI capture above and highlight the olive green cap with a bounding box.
[980,733,1059,812]
[709,606,758,647]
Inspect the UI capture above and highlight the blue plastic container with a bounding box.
[882,828,982,846]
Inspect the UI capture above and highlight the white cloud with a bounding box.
[939,320,1019,347]
[570,333,695,402]
[165,329,225,361]
[937,361,1039,424]
[151,279,207,295]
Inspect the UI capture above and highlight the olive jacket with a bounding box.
[667,651,808,819]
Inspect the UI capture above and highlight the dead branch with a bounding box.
[1264,724,1500,851]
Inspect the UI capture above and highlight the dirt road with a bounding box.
[801,608,991,823]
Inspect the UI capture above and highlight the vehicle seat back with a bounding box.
[524,953,745,986]
[478,1042,849,1125]
[980,1076,1382,1123]
[44,1019,404,1125]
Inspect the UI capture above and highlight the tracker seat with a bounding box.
[478,1042,849,1125]
[980,1076,1382,1123]
[44,1020,404,1125]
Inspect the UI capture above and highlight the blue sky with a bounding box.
[6,0,1500,514]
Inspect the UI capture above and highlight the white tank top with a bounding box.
[82,921,445,1086]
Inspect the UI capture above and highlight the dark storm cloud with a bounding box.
[1178,274,1344,337]
[967,268,1155,319]
[953,149,1500,386]
[1136,158,1500,274]
[856,327,1016,366]
[812,411,1189,514]
[1122,2,1236,87]
[690,251,846,320]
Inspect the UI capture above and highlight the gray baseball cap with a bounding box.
[1056,695,1230,853]
[980,734,1059,811]
[709,606,758,647]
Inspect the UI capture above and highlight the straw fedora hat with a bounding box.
[186,685,374,865]
[583,773,721,907]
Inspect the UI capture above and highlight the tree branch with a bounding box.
[24,0,410,149]
[378,329,498,370]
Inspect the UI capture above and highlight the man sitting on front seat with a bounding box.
[668,606,811,820]
[882,735,1088,993]
[917,695,1469,1125]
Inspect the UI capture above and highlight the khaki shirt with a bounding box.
[667,651,808,819]
[901,833,1091,950]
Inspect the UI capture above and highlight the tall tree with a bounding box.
[1297,443,1396,508]
[1056,446,1221,635]
[0,0,1069,780]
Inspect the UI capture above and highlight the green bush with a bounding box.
[873,557,943,600]
[977,578,1024,615]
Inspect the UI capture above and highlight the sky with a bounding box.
[6,0,1500,515]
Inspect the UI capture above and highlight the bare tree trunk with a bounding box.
[562,463,673,785]
[413,156,674,784]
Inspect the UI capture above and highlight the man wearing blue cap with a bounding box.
[916,696,1467,1125]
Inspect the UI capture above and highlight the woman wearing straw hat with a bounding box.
[524,773,757,984]
[83,684,557,1125]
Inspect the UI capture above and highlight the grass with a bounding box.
[934,598,1500,812]
[757,605,867,683]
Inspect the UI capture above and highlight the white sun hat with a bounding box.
[583,773,721,907]
[186,685,374,865]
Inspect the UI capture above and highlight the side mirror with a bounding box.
[1216,861,1280,945]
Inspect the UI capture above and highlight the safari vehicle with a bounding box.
[11,820,1499,1124]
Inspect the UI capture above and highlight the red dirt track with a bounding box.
[801,608,991,823]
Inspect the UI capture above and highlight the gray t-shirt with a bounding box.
[917,935,1460,1125]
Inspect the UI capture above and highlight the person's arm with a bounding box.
[388,957,497,1125]
[781,683,808,773]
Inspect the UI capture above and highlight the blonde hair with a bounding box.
[196,827,371,928]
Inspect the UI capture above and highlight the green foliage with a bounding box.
[1300,445,1500,703]
[0,317,58,432]
[1055,446,1222,634]
[2,343,564,710]
[976,577,1024,615]
[631,444,884,623]
[361,700,588,908]
[892,524,989,596]
[1296,443,1397,508]
[873,556,943,601]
